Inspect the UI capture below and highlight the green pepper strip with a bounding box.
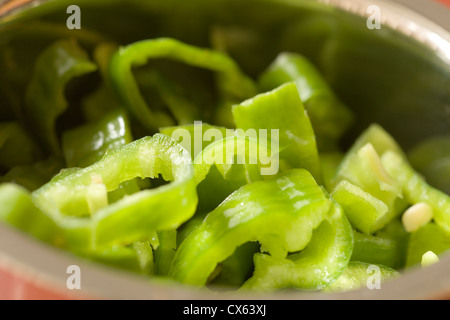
[232,82,322,183]
[24,38,97,155]
[159,122,228,160]
[108,37,257,131]
[332,179,390,235]
[241,200,353,291]
[381,151,450,234]
[194,135,277,184]
[258,52,354,151]
[81,42,124,122]
[62,109,133,168]
[136,70,201,125]
[31,133,198,250]
[194,135,278,213]
[0,182,156,274]
[169,169,331,286]
[0,183,64,246]
[331,124,408,233]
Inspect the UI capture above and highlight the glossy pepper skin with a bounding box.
[241,200,353,291]
[169,169,336,286]
[62,109,134,168]
[232,82,322,184]
[109,38,257,131]
[24,39,97,156]
[31,133,198,250]
[258,52,354,152]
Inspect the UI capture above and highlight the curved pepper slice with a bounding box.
[232,82,322,183]
[159,122,228,160]
[0,183,64,246]
[193,135,278,213]
[135,70,201,125]
[62,108,141,206]
[62,109,134,168]
[108,37,257,131]
[24,38,97,155]
[332,142,407,234]
[32,133,198,249]
[209,242,260,288]
[194,135,277,184]
[258,52,354,151]
[241,200,353,291]
[332,179,389,234]
[169,168,331,286]
[0,183,156,274]
[81,42,124,122]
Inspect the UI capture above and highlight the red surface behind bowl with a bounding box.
[437,0,450,6]
[0,264,76,300]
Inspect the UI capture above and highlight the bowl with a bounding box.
[0,0,449,300]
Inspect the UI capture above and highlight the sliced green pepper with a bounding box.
[374,218,409,269]
[193,135,276,184]
[331,179,390,234]
[135,70,201,125]
[169,169,331,286]
[108,37,257,132]
[406,222,450,268]
[31,133,198,250]
[24,38,98,156]
[0,183,155,274]
[81,42,124,122]
[0,183,64,246]
[209,242,260,288]
[62,109,133,168]
[341,123,407,162]
[332,135,407,233]
[232,82,322,183]
[258,52,354,151]
[75,241,155,275]
[193,135,277,213]
[241,200,353,291]
[159,122,228,160]
[381,151,450,234]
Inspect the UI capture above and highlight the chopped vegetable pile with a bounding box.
[1,3,450,294]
